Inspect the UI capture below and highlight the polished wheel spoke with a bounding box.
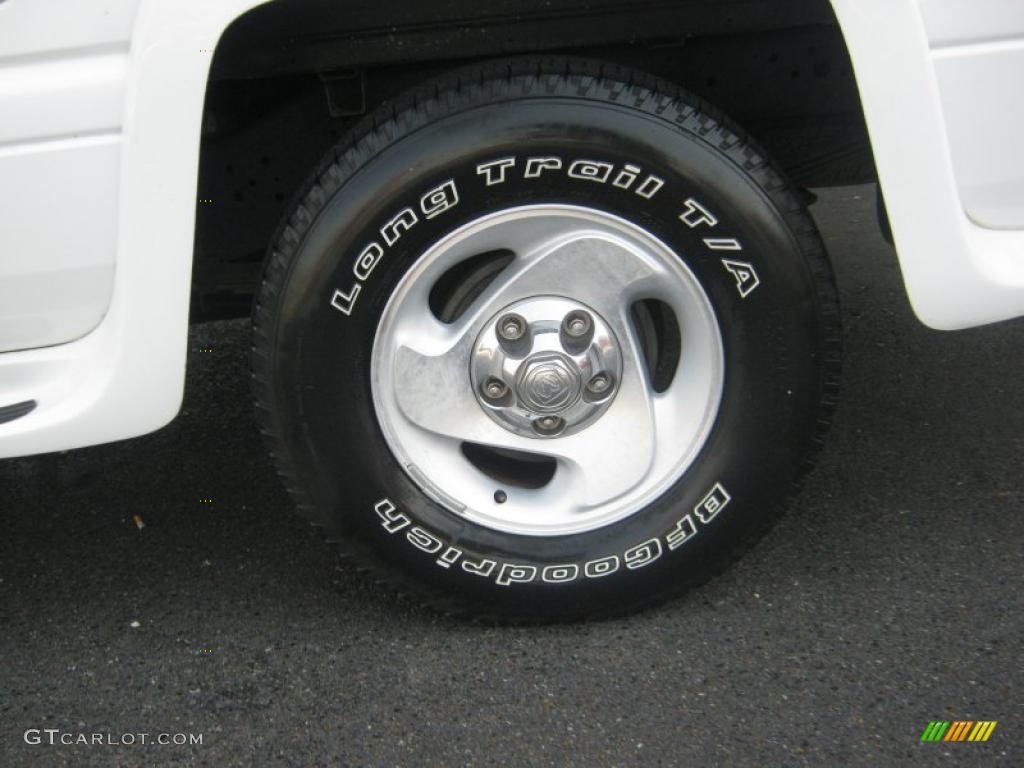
[535,355,657,509]
[391,338,522,448]
[482,229,668,321]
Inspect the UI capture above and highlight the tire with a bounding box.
[252,58,841,622]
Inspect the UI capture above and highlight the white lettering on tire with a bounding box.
[380,207,419,246]
[567,159,614,183]
[331,159,760,318]
[624,538,663,570]
[330,179,460,316]
[694,483,732,523]
[330,284,361,316]
[665,513,697,550]
[353,243,384,281]
[541,564,580,583]
[375,498,410,533]
[407,526,444,554]
[679,197,718,228]
[461,556,497,578]
[373,481,732,587]
[496,563,537,586]
[703,237,743,251]
[524,157,562,178]
[420,180,459,219]
[583,555,620,578]
[721,260,760,298]
[436,546,463,568]
[476,157,516,186]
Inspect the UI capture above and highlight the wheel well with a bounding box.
[192,0,871,320]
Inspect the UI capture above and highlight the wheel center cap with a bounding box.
[516,354,581,413]
[470,296,622,438]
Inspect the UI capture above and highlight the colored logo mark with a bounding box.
[921,721,997,742]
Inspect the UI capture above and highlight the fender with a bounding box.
[830,0,1024,329]
[0,1,267,458]
[0,0,1022,458]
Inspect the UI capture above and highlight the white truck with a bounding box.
[2,0,1022,619]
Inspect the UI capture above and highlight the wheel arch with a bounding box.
[193,0,1024,330]
[191,0,873,320]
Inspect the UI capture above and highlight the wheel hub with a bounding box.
[471,296,622,438]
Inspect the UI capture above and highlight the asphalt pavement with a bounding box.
[1,185,1021,767]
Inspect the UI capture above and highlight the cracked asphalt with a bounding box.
[1,185,1022,766]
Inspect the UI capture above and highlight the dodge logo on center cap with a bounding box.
[532,370,570,404]
[517,355,581,413]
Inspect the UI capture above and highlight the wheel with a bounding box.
[252,58,841,621]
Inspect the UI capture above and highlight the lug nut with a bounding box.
[586,373,611,394]
[497,313,527,342]
[562,310,592,338]
[482,377,509,401]
[560,309,595,353]
[533,415,565,436]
